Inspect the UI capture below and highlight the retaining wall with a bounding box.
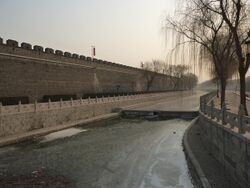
[0,92,175,138]
[199,93,250,188]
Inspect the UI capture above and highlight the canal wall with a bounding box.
[199,93,250,188]
[0,38,175,104]
[0,92,176,138]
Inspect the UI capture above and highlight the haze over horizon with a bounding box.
[0,0,176,65]
[0,0,215,81]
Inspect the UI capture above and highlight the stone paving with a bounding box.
[135,90,205,111]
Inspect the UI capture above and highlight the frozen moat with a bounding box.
[0,119,194,188]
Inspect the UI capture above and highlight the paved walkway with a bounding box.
[187,121,240,188]
[135,90,205,111]
[213,91,250,113]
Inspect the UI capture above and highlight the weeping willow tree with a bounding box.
[201,33,239,106]
[164,0,244,108]
[200,0,250,115]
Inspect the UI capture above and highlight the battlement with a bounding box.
[0,37,141,72]
[0,37,175,105]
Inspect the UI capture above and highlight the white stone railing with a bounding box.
[200,92,250,134]
[0,92,181,138]
[0,93,171,115]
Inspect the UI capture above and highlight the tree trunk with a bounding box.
[217,80,219,98]
[146,83,150,92]
[220,78,226,108]
[239,70,248,115]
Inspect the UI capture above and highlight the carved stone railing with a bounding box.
[200,92,250,134]
[0,92,174,116]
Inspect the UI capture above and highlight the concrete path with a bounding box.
[135,90,205,111]
[213,91,250,113]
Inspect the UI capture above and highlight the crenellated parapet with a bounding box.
[0,37,143,72]
[0,37,175,105]
[21,42,32,50]
[6,39,18,47]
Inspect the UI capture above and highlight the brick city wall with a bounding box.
[0,38,174,103]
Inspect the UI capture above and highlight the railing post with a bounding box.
[222,102,226,125]
[201,98,205,113]
[80,98,83,105]
[18,101,21,112]
[200,97,202,111]
[204,99,207,113]
[204,102,207,115]
[71,98,73,106]
[34,100,37,112]
[48,99,51,109]
[60,98,63,108]
[238,104,246,134]
[88,97,91,104]
[211,100,214,119]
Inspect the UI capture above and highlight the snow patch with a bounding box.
[40,128,87,143]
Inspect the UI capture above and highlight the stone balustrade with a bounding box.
[0,92,175,138]
[0,93,155,115]
[200,92,250,134]
[199,92,250,188]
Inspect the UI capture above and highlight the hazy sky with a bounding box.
[0,0,176,68]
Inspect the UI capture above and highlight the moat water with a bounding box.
[0,119,193,188]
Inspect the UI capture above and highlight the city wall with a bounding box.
[0,38,174,104]
[199,93,250,188]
